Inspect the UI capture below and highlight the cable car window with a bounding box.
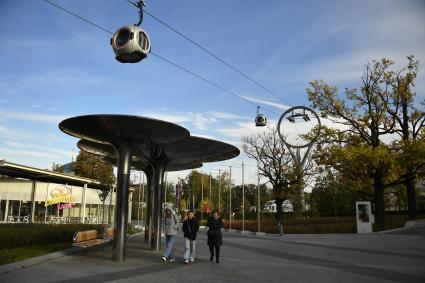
[139,32,147,49]
[115,29,130,47]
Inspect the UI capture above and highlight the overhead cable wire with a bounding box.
[42,0,113,35]
[143,7,293,107]
[40,0,282,116]
[150,52,275,112]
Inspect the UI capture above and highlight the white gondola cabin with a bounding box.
[111,25,151,63]
[255,106,267,127]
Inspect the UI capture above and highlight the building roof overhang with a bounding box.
[0,160,104,189]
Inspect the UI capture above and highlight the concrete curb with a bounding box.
[378,219,425,234]
[223,229,268,236]
[0,247,78,275]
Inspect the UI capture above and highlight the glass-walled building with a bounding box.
[0,160,117,224]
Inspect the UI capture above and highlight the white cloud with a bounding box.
[238,95,289,110]
[0,69,108,95]
[0,147,71,159]
[216,121,271,139]
[143,110,254,132]
[208,111,250,121]
[0,109,69,124]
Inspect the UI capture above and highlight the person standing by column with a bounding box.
[207,210,223,263]
[161,207,179,262]
[182,210,199,264]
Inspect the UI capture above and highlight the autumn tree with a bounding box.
[307,57,425,224]
[242,127,312,226]
[52,162,64,173]
[381,56,425,219]
[74,150,116,224]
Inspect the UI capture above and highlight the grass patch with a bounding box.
[0,243,72,266]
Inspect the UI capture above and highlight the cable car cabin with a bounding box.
[111,25,151,63]
[255,114,267,127]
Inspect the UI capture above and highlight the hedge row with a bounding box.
[0,224,103,249]
[223,219,356,234]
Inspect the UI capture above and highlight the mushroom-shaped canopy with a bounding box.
[163,136,240,163]
[78,140,202,172]
[60,115,190,146]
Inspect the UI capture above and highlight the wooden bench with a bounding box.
[73,228,114,249]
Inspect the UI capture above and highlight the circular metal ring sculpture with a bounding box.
[277,105,321,149]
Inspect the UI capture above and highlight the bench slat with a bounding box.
[73,230,98,243]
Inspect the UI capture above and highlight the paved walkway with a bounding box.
[1,223,424,283]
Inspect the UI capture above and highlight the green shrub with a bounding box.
[0,224,102,250]
[221,214,410,234]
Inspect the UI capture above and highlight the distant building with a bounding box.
[0,160,122,224]
[263,200,294,213]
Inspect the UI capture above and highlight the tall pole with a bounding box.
[201,172,204,222]
[189,170,193,210]
[138,171,142,228]
[257,162,261,232]
[209,173,212,206]
[164,173,167,204]
[229,166,232,230]
[218,169,221,213]
[141,173,145,227]
[242,161,245,231]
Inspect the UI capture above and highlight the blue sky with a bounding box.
[0,0,424,185]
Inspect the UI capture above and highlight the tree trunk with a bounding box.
[275,198,284,225]
[406,176,417,219]
[374,175,385,225]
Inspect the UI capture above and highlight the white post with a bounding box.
[128,190,133,224]
[5,183,10,222]
[18,185,23,219]
[30,179,37,223]
[82,184,87,224]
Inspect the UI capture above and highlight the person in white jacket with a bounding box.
[161,207,180,262]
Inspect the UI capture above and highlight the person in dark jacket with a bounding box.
[207,210,223,263]
[182,210,199,264]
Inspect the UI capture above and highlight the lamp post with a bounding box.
[201,172,204,222]
[242,161,245,232]
[229,166,232,230]
[138,171,142,228]
[141,173,145,228]
[218,169,221,213]
[209,173,212,211]
[257,162,261,233]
